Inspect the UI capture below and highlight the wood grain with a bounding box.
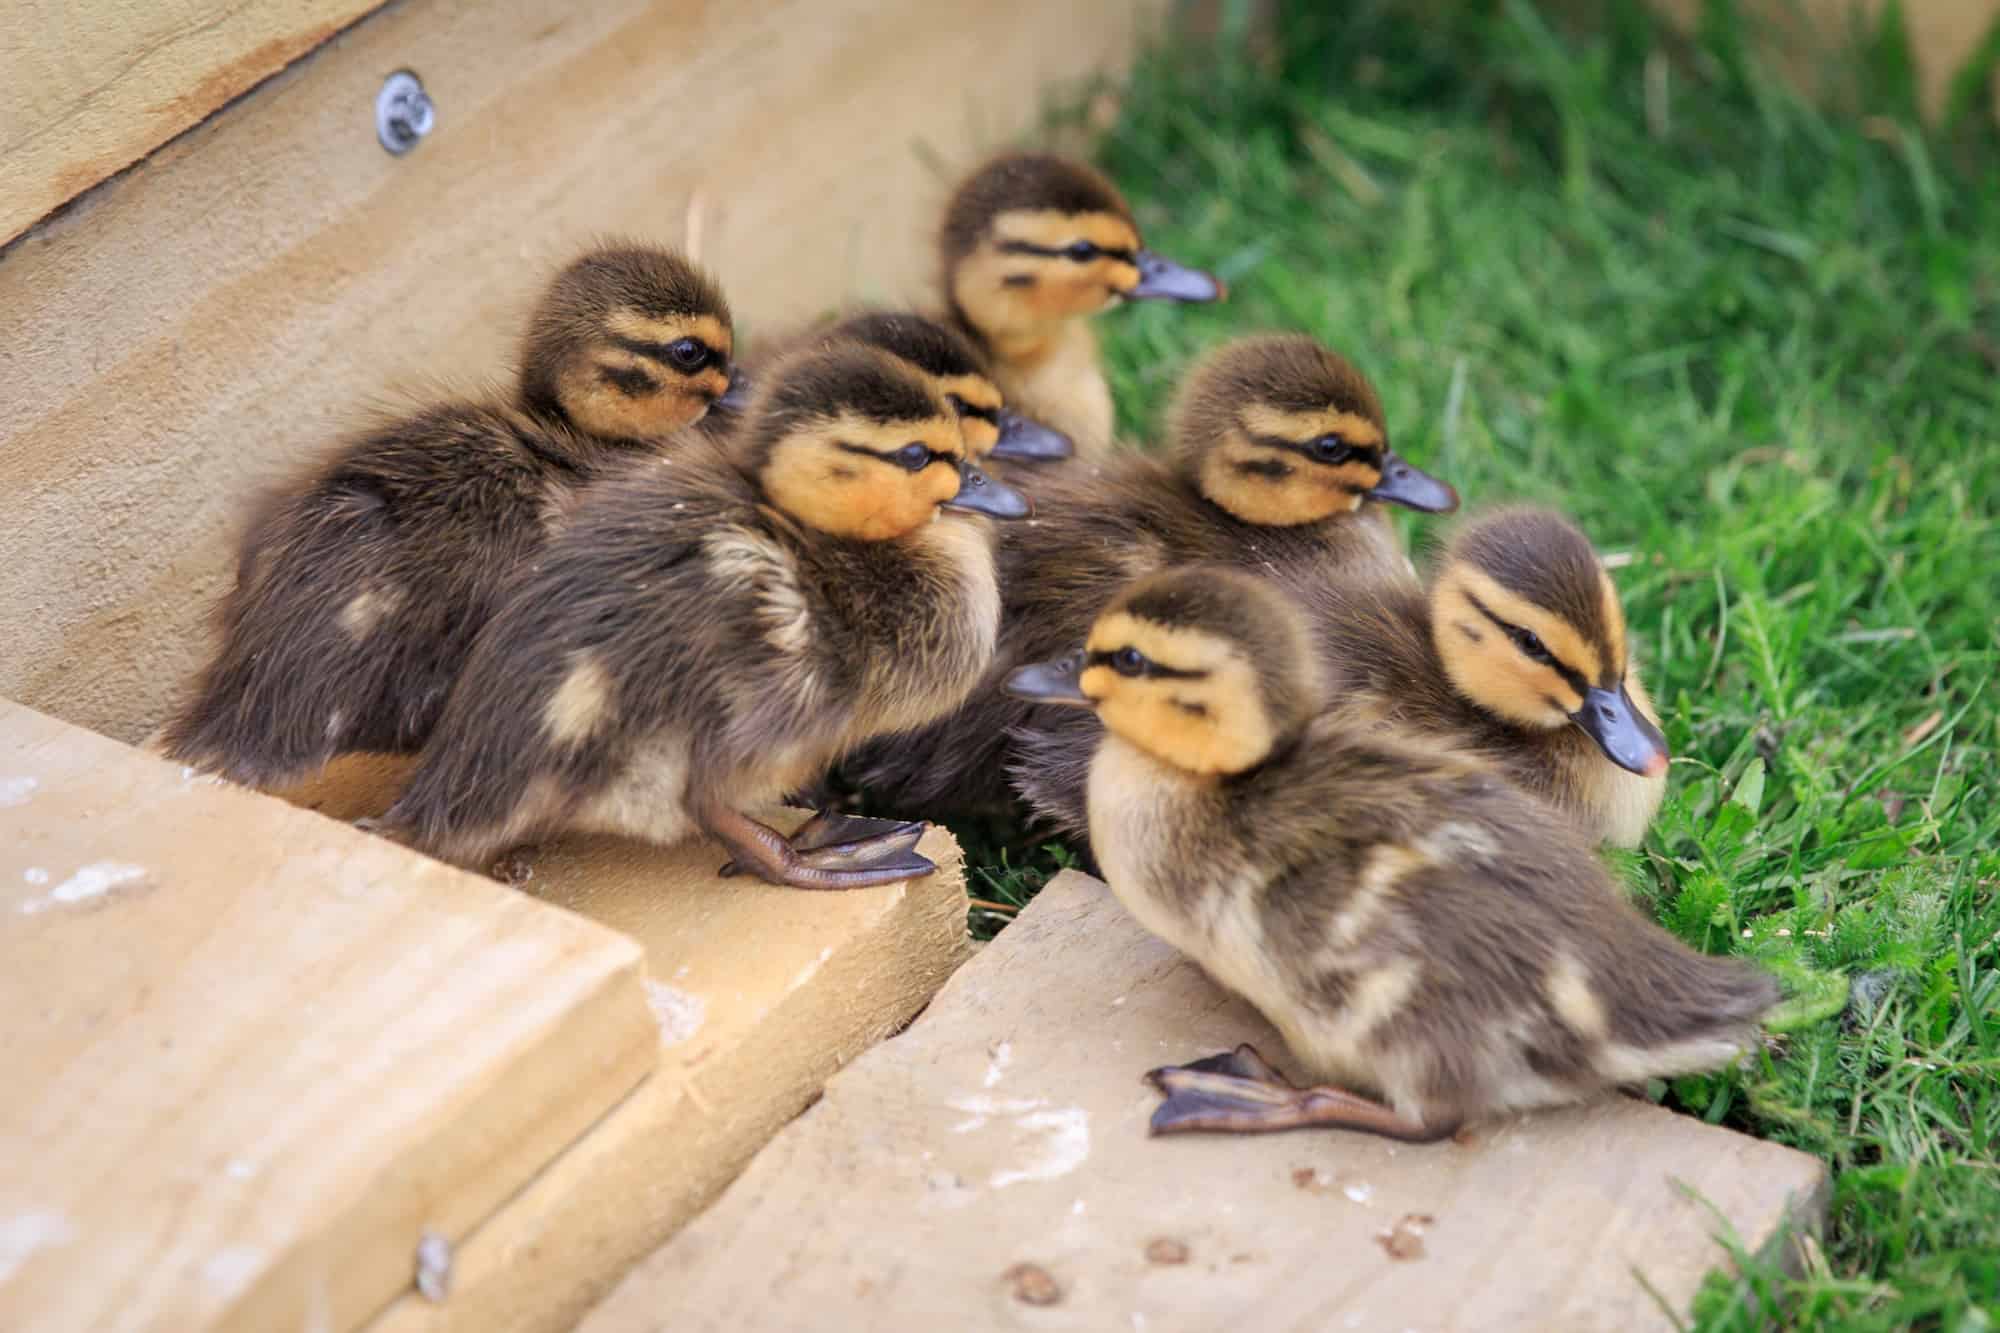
[0,0,1167,748]
[0,699,656,1333]
[363,812,973,1333]
[0,0,385,243]
[581,870,1828,1333]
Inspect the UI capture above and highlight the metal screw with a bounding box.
[376,70,435,156]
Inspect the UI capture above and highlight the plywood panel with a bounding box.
[0,699,656,1333]
[0,0,1166,746]
[582,871,1828,1332]
[363,813,972,1333]
[0,0,385,243]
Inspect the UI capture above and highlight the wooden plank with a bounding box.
[0,0,1167,748]
[0,699,657,1333]
[0,0,385,243]
[361,812,974,1333]
[581,870,1829,1333]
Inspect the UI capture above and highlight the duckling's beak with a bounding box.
[989,409,1075,462]
[1367,452,1460,514]
[715,367,754,413]
[1126,250,1226,303]
[1003,652,1091,706]
[941,460,1033,520]
[1573,683,1670,777]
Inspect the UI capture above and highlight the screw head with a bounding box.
[376,70,435,155]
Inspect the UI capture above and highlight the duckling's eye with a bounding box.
[1308,434,1352,464]
[1511,627,1554,666]
[1064,240,1100,262]
[666,338,708,371]
[892,443,935,471]
[1112,646,1147,677]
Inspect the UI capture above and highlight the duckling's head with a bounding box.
[1006,566,1320,777]
[1430,508,1669,776]
[1171,335,1459,526]
[520,244,737,442]
[941,153,1223,342]
[742,344,1031,541]
[826,311,1073,462]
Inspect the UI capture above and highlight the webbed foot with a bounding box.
[1144,1043,1450,1141]
[708,806,936,890]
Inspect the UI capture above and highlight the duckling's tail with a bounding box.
[1594,947,1780,1086]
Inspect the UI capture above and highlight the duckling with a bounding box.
[1304,506,1669,848]
[369,343,1031,889]
[1003,566,1776,1140]
[841,333,1457,825]
[940,151,1223,455]
[161,244,735,788]
[719,310,1073,462]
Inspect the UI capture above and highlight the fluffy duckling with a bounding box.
[369,343,1030,889]
[1305,507,1670,848]
[1004,566,1776,1140]
[161,245,734,787]
[841,334,1457,825]
[941,151,1223,455]
[718,310,1072,462]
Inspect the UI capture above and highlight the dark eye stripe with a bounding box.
[946,395,999,424]
[995,239,1139,264]
[833,441,959,467]
[1083,649,1208,681]
[1462,590,1590,697]
[1244,431,1382,473]
[608,334,717,371]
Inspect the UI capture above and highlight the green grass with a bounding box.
[959,1,1999,1325]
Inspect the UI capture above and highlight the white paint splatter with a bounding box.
[19,862,147,914]
[788,945,836,990]
[204,1245,263,1297]
[1343,1182,1374,1205]
[946,1094,1044,1132]
[982,1041,1013,1088]
[643,980,706,1046]
[0,777,37,807]
[0,1212,77,1284]
[225,1159,258,1181]
[22,868,48,885]
[989,1108,1091,1189]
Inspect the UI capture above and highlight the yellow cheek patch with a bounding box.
[1239,405,1386,450]
[559,356,710,439]
[1196,440,1358,526]
[992,209,1141,254]
[604,310,732,358]
[1079,618,1277,775]
[760,414,962,541]
[1431,578,1581,729]
[1447,565,1604,684]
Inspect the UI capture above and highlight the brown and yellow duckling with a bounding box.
[940,151,1223,455]
[1005,566,1775,1140]
[369,343,1030,889]
[1306,506,1670,847]
[843,333,1457,826]
[716,309,1072,463]
[162,244,734,788]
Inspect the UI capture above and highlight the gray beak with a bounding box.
[989,409,1075,462]
[941,459,1032,520]
[1573,682,1670,777]
[1127,249,1225,303]
[1004,651,1091,706]
[715,367,753,413]
[1367,451,1460,514]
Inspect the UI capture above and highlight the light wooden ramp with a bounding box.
[220,754,974,1332]
[583,870,1830,1333]
[0,700,655,1333]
